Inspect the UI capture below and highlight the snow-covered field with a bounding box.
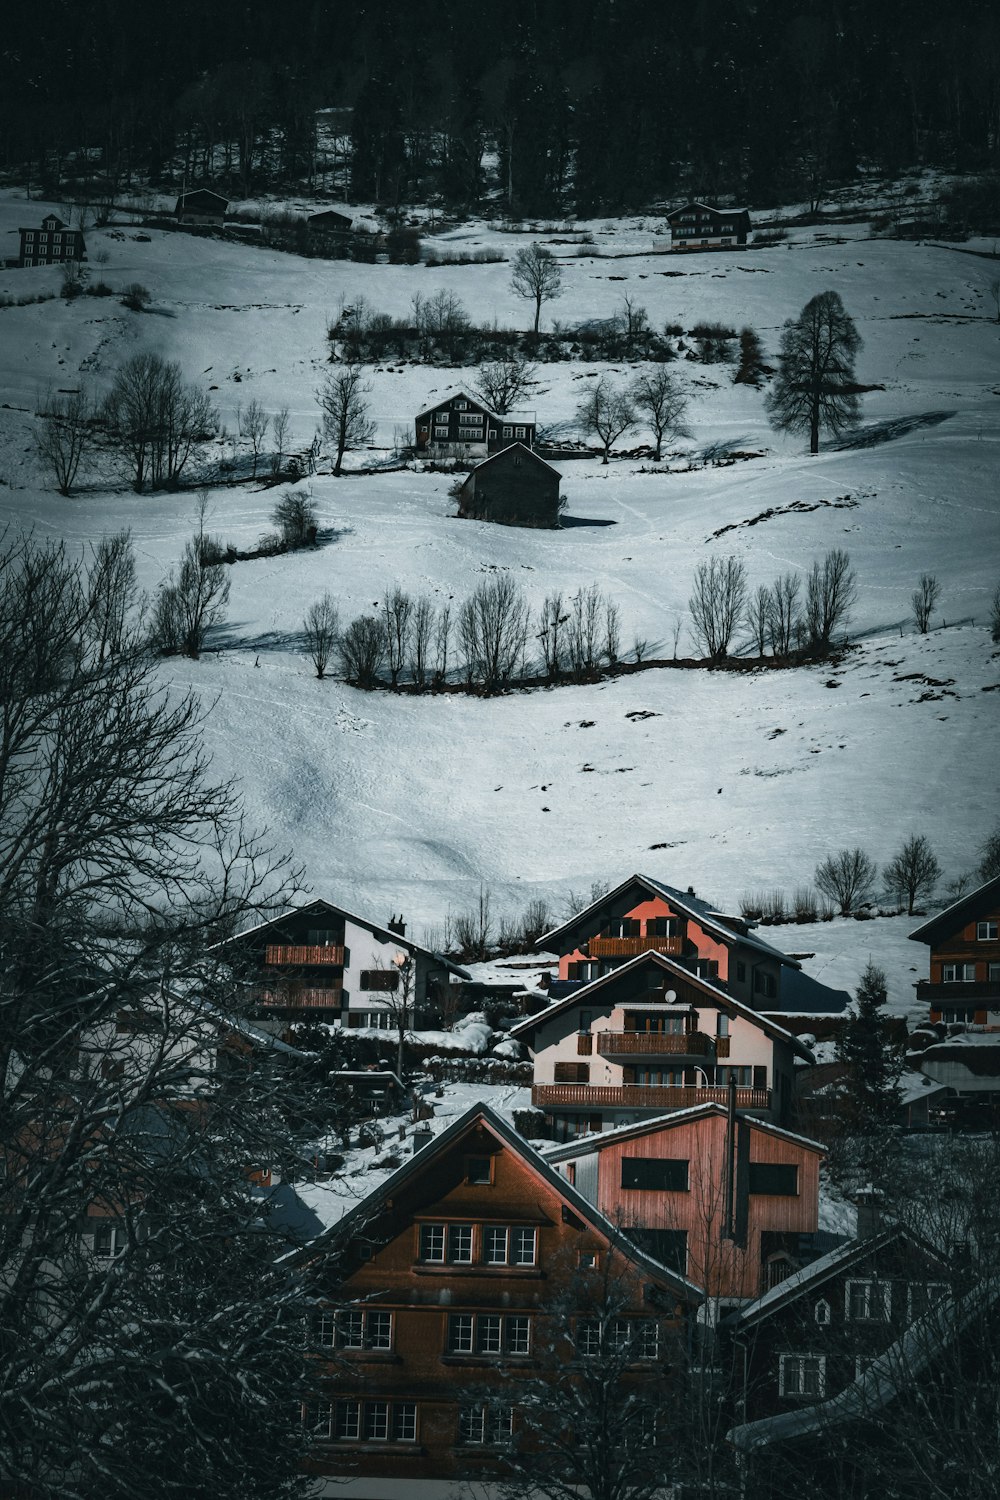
[1,189,997,1021]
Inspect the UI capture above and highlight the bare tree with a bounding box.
[537,592,568,680]
[104,352,217,492]
[457,576,531,691]
[409,596,434,688]
[618,292,650,356]
[576,376,638,464]
[814,847,878,914]
[318,366,376,476]
[474,354,537,415]
[35,387,92,495]
[884,834,941,915]
[744,584,771,656]
[303,592,340,679]
[689,555,748,661]
[911,573,940,634]
[604,597,622,666]
[271,490,318,548]
[510,241,563,336]
[805,548,857,653]
[270,405,291,476]
[237,397,270,478]
[767,572,802,655]
[978,824,1000,882]
[567,583,604,675]
[338,615,385,688]
[434,603,451,687]
[765,289,863,453]
[630,369,689,461]
[153,539,231,660]
[453,885,494,961]
[85,529,138,667]
[382,586,413,689]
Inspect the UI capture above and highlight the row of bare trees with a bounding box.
[691,548,859,661]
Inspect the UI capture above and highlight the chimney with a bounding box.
[854,1186,884,1240]
[687,885,696,896]
[388,912,406,937]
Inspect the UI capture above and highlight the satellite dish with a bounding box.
[665,989,677,1002]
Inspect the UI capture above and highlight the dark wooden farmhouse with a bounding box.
[666,202,751,250]
[909,874,1000,1029]
[308,209,353,233]
[414,389,535,459]
[456,443,561,528]
[174,189,229,226]
[295,1103,700,1495]
[18,214,86,267]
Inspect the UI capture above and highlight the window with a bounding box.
[748,1163,799,1196]
[907,1281,949,1320]
[459,1404,513,1445]
[977,921,998,941]
[631,1227,687,1273]
[716,1013,730,1037]
[779,1354,826,1398]
[334,1400,360,1440]
[484,1227,508,1263]
[466,1155,493,1184]
[814,1299,831,1326]
[455,399,467,410]
[420,1224,445,1262]
[334,1308,392,1350]
[632,1066,686,1087]
[92,1222,125,1259]
[577,1318,659,1360]
[845,1279,891,1322]
[716,1066,752,1087]
[621,1157,689,1192]
[449,1224,473,1263]
[306,927,340,946]
[942,963,976,982]
[736,961,746,982]
[554,1062,590,1083]
[646,916,677,937]
[359,969,398,991]
[503,425,512,438]
[312,1311,336,1347]
[307,1402,333,1438]
[576,1318,601,1357]
[330,1400,416,1443]
[448,1313,530,1356]
[512,1227,537,1266]
[515,426,526,438]
[989,962,1000,981]
[754,970,777,998]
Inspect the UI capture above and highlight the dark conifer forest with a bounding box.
[1,0,998,210]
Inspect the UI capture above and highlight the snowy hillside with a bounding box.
[1,190,997,1019]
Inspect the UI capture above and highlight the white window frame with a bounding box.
[448,1223,473,1263]
[512,1226,537,1266]
[778,1353,826,1398]
[907,1281,949,1320]
[92,1222,125,1260]
[484,1226,509,1264]
[943,962,977,982]
[814,1298,831,1326]
[845,1278,891,1322]
[977,921,998,941]
[420,1223,445,1262]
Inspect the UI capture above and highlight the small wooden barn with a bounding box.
[457,443,561,529]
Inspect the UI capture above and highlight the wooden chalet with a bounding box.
[456,443,561,528]
[215,897,470,1028]
[414,389,535,459]
[909,874,1000,1028]
[308,209,353,233]
[666,202,751,250]
[508,950,815,1137]
[174,189,229,226]
[295,1102,701,1497]
[545,1104,825,1297]
[18,214,86,267]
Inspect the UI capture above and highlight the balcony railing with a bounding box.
[917,980,1000,1002]
[265,944,345,967]
[596,1030,713,1059]
[532,1084,770,1112]
[588,935,684,959]
[254,985,343,1009]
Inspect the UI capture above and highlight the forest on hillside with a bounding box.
[1,0,998,214]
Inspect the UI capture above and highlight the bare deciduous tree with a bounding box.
[318,365,376,476]
[510,241,563,336]
[814,847,877,914]
[537,592,568,680]
[271,489,318,548]
[152,499,231,659]
[630,369,690,461]
[104,352,217,492]
[338,614,386,687]
[304,592,340,679]
[911,573,940,634]
[805,548,857,653]
[35,387,92,495]
[409,596,435,688]
[382,586,413,689]
[453,885,494,961]
[576,376,638,464]
[270,404,291,475]
[745,584,771,656]
[434,603,451,687]
[457,575,531,691]
[85,529,138,667]
[567,583,604,675]
[689,555,748,661]
[884,833,941,914]
[474,354,537,415]
[768,571,802,656]
[237,397,270,478]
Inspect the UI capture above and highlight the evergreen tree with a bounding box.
[835,962,902,1170]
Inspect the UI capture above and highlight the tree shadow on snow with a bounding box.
[832,410,955,449]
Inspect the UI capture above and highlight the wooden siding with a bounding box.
[590,935,684,958]
[595,1031,714,1058]
[533,1083,771,1111]
[265,943,344,966]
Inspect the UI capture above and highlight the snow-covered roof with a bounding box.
[908,873,1000,946]
[540,1103,826,1163]
[508,950,815,1061]
[538,873,799,969]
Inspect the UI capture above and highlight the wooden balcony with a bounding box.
[596,1030,713,1059]
[532,1084,771,1112]
[917,980,1000,1002]
[588,935,684,959]
[254,985,343,1010]
[265,943,345,967]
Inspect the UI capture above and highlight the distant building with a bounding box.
[909,874,1000,1029]
[456,443,561,528]
[308,208,353,233]
[414,389,536,459]
[18,214,86,267]
[174,189,229,226]
[666,202,751,250]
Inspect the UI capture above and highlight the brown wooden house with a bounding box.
[909,874,1000,1028]
[456,443,561,528]
[545,1104,825,1298]
[174,189,229,226]
[295,1103,700,1495]
[666,202,751,250]
[18,214,86,267]
[414,389,535,459]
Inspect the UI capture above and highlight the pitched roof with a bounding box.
[461,442,562,486]
[287,1101,704,1301]
[541,1103,826,1164]
[538,873,799,968]
[665,202,750,219]
[214,897,471,979]
[908,874,1000,946]
[508,950,815,1061]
